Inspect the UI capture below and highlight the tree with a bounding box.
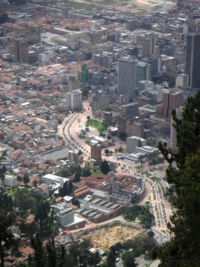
[82,167,91,177]
[31,234,45,267]
[46,238,57,267]
[23,173,29,186]
[122,251,136,267]
[73,172,80,183]
[100,160,110,174]
[33,180,38,188]
[124,204,154,228]
[62,180,73,196]
[157,92,200,266]
[34,200,50,222]
[106,248,116,267]
[0,191,14,267]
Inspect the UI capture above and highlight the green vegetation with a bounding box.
[122,251,136,267]
[86,119,107,134]
[12,188,57,238]
[28,237,101,267]
[100,160,110,174]
[0,189,14,266]
[124,204,154,229]
[156,92,200,266]
[59,180,73,196]
[102,235,157,267]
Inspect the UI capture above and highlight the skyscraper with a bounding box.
[163,89,183,118]
[9,39,29,63]
[118,57,137,99]
[186,33,200,89]
[136,61,150,86]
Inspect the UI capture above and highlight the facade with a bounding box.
[4,175,17,187]
[66,89,82,111]
[9,39,29,63]
[163,89,183,118]
[176,74,189,89]
[118,57,137,99]
[91,144,102,162]
[136,61,150,86]
[126,136,146,153]
[56,208,74,227]
[126,121,144,138]
[186,33,200,89]
[122,102,139,118]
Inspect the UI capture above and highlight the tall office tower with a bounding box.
[9,39,19,62]
[66,89,82,111]
[136,61,151,86]
[118,57,137,99]
[163,89,183,118]
[9,39,29,63]
[91,144,102,162]
[186,33,200,89]
[136,33,157,57]
[19,41,29,63]
[144,56,160,79]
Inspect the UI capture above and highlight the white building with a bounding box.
[42,174,69,186]
[176,74,189,89]
[66,89,82,111]
[4,175,17,187]
[56,208,74,227]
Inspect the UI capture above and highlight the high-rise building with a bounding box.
[118,57,137,99]
[9,39,29,63]
[186,33,200,89]
[91,144,102,162]
[66,89,82,111]
[122,102,139,118]
[163,89,183,118]
[136,61,150,86]
[176,74,189,89]
[136,33,157,57]
[19,41,29,63]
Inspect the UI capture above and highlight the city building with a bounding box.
[91,143,102,162]
[66,89,82,111]
[118,57,137,99]
[126,136,146,153]
[176,74,189,89]
[4,175,17,187]
[163,89,183,118]
[186,33,200,88]
[9,39,29,63]
[122,102,139,118]
[136,61,150,86]
[56,207,74,227]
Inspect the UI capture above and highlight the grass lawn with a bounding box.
[87,119,107,134]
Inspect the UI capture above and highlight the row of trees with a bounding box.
[20,236,101,267]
